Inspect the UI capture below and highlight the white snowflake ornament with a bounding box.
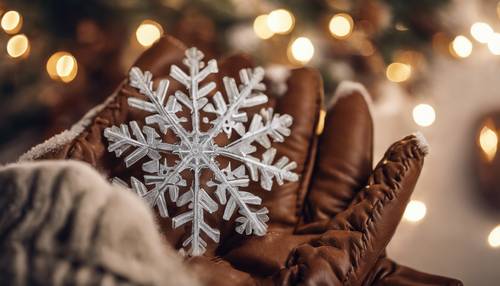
[104,47,298,256]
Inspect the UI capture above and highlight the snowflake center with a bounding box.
[176,136,215,162]
[190,141,204,156]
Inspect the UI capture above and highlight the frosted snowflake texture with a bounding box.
[104,47,298,256]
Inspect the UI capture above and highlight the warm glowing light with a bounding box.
[412,104,436,127]
[470,22,494,44]
[136,20,163,47]
[479,126,498,162]
[488,225,500,248]
[57,55,76,77]
[403,200,427,222]
[316,109,326,135]
[46,52,78,83]
[1,10,22,34]
[267,9,294,34]
[328,13,354,39]
[47,52,64,79]
[289,37,314,64]
[253,14,274,39]
[386,63,412,83]
[6,34,29,58]
[450,35,473,58]
[488,33,500,55]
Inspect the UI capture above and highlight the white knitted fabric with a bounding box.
[0,160,200,286]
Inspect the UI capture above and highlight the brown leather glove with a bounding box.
[21,35,462,286]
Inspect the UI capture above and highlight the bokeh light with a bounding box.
[253,14,274,39]
[289,37,314,64]
[450,35,473,58]
[403,200,427,222]
[57,55,76,77]
[328,13,354,39]
[267,9,294,34]
[386,63,412,83]
[488,225,500,248]
[6,34,30,58]
[470,22,494,43]
[413,103,436,127]
[136,20,163,47]
[487,33,500,55]
[479,125,498,162]
[1,10,22,34]
[46,51,78,83]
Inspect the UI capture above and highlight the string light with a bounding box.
[267,9,294,34]
[6,34,29,58]
[1,10,22,34]
[488,225,500,248]
[403,200,427,222]
[412,103,436,127]
[46,52,78,83]
[253,14,274,39]
[135,20,163,47]
[487,33,500,55]
[479,125,498,162]
[450,35,473,58]
[328,13,354,39]
[289,37,314,64]
[386,63,412,83]
[470,22,494,43]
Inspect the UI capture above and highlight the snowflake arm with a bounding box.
[202,68,268,140]
[218,148,298,191]
[128,67,191,142]
[104,121,173,167]
[202,156,268,235]
[226,108,293,154]
[170,47,218,135]
[172,163,220,256]
[110,176,171,218]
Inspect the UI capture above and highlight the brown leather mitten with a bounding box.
[21,35,462,286]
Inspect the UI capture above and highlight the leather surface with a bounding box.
[32,35,462,286]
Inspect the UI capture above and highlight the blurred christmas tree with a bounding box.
[0,0,452,162]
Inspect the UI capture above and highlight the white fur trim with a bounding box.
[413,131,430,156]
[328,81,373,115]
[18,90,120,162]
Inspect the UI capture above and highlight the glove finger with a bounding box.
[304,81,373,223]
[293,134,428,285]
[364,257,463,286]
[258,68,323,228]
[187,256,257,286]
[222,231,316,277]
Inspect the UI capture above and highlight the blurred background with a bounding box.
[0,0,499,284]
